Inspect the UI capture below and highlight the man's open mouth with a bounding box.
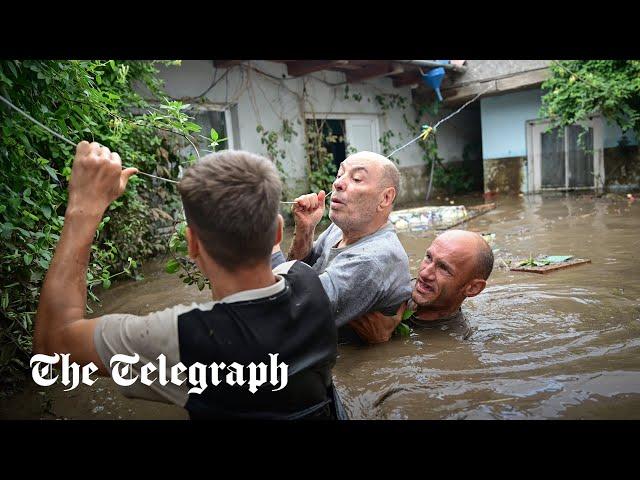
[416,279,434,294]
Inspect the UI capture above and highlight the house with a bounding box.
[153,60,639,205]
[412,60,640,195]
[153,60,452,204]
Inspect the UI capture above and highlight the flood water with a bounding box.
[2,192,639,420]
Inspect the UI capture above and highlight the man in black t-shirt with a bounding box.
[34,143,340,419]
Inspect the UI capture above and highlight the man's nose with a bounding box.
[333,175,346,191]
[420,260,436,280]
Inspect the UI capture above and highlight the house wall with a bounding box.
[479,87,639,194]
[480,89,542,194]
[153,60,426,204]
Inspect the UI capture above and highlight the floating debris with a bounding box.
[391,203,496,233]
[510,255,591,274]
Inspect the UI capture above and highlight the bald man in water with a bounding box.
[350,229,494,343]
[272,151,412,343]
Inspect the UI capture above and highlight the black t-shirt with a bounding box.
[94,260,337,420]
[180,261,337,419]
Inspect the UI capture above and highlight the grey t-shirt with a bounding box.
[275,221,412,327]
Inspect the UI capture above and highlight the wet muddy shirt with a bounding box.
[405,308,472,340]
[273,221,412,330]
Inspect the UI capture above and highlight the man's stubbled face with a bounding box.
[329,154,384,233]
[412,234,478,309]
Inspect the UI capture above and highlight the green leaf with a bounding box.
[394,322,411,337]
[210,128,219,141]
[23,253,33,266]
[7,61,18,78]
[197,278,205,291]
[165,258,180,274]
[102,278,111,289]
[401,308,415,321]
[1,222,16,239]
[41,205,51,219]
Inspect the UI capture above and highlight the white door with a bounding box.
[528,118,604,192]
[345,117,379,153]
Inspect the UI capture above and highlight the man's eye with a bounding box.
[353,177,362,182]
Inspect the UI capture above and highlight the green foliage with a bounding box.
[393,322,411,337]
[256,120,298,192]
[0,60,196,385]
[208,127,227,151]
[379,130,397,160]
[343,85,363,102]
[375,93,407,111]
[517,253,551,268]
[540,60,640,135]
[393,308,414,337]
[404,105,474,195]
[304,119,338,222]
[166,221,210,291]
[163,129,225,291]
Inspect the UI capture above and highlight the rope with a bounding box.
[1,93,180,184]
[2,80,493,201]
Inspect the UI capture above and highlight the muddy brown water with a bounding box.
[2,192,639,420]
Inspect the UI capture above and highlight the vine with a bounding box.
[0,60,197,386]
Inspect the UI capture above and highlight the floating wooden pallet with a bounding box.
[510,258,591,274]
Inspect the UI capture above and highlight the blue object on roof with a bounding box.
[421,60,450,102]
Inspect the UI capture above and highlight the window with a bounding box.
[305,119,347,170]
[304,113,380,169]
[189,108,235,152]
[526,117,604,192]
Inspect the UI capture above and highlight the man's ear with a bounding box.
[186,225,199,260]
[463,278,487,298]
[379,186,396,210]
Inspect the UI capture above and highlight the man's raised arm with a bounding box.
[33,141,137,373]
[285,190,326,261]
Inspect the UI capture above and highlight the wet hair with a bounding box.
[177,150,282,271]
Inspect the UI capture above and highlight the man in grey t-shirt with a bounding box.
[272,151,412,343]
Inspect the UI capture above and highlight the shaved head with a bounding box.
[330,151,402,237]
[345,151,400,200]
[412,229,494,313]
[435,230,494,281]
